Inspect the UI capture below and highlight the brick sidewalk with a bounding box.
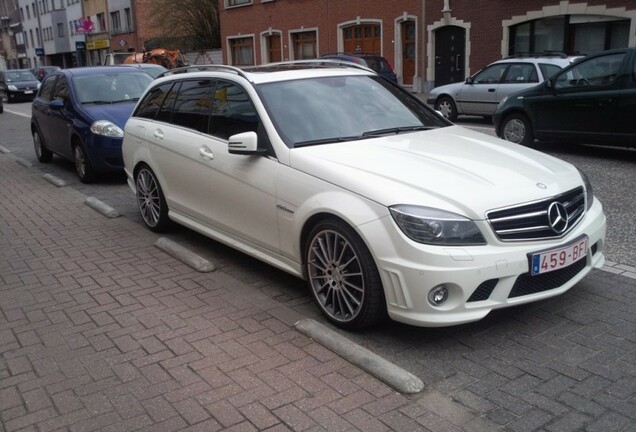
[0,151,498,430]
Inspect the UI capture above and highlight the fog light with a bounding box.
[428,285,449,306]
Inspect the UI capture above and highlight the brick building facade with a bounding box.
[219,0,636,92]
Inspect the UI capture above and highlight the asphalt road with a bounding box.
[2,102,635,431]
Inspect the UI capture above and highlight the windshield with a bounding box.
[257,75,448,147]
[74,72,153,104]
[6,71,38,82]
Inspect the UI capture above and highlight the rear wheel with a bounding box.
[33,129,53,163]
[73,142,96,183]
[501,113,534,147]
[305,219,386,330]
[434,96,458,122]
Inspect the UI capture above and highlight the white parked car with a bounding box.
[427,54,580,121]
[122,61,606,330]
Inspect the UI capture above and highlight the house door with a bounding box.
[343,24,381,54]
[402,21,416,85]
[434,26,465,87]
[267,34,281,63]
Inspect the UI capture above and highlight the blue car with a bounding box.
[31,66,153,182]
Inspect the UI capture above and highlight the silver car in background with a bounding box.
[427,54,579,121]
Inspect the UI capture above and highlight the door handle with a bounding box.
[153,130,164,139]
[455,54,461,70]
[199,147,214,160]
[488,88,496,92]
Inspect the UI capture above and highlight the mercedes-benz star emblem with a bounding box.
[547,202,569,234]
[536,183,547,189]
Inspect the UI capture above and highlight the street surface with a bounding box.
[1,102,635,432]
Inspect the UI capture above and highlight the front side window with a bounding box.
[39,75,57,100]
[170,80,215,133]
[209,80,259,140]
[134,82,173,119]
[473,64,508,84]
[555,52,625,89]
[53,76,69,101]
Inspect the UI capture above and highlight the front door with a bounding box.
[531,51,626,143]
[434,26,465,87]
[402,21,416,85]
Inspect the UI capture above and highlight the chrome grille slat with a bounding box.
[487,187,585,241]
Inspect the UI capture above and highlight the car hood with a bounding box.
[289,126,582,219]
[10,80,39,90]
[81,102,137,128]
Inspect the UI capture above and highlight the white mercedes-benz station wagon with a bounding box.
[122,61,606,330]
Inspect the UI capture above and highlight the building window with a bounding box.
[57,22,64,37]
[26,6,30,19]
[343,24,381,54]
[230,37,254,65]
[110,11,121,33]
[226,0,251,7]
[509,15,630,56]
[124,8,132,31]
[97,13,105,32]
[291,31,316,60]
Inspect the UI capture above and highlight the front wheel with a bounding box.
[501,113,535,147]
[434,96,458,122]
[305,219,386,330]
[33,129,53,163]
[73,143,96,183]
[135,166,171,232]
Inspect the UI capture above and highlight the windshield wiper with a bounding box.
[362,126,436,137]
[294,135,365,147]
[82,100,112,105]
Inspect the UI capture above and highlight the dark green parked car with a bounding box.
[494,48,636,148]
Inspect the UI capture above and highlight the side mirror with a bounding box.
[545,79,553,89]
[228,131,267,155]
[49,99,64,110]
[465,77,474,84]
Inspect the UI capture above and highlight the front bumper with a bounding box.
[361,198,606,327]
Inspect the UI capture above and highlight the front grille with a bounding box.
[509,258,587,298]
[487,187,585,241]
[467,279,498,302]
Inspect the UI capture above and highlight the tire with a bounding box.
[73,142,96,183]
[33,129,53,163]
[135,165,171,232]
[501,113,535,147]
[305,218,386,330]
[434,96,458,122]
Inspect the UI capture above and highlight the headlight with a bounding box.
[91,120,123,137]
[578,168,594,210]
[8,84,18,91]
[389,205,486,245]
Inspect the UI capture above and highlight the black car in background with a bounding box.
[320,52,398,84]
[494,48,636,148]
[0,69,40,102]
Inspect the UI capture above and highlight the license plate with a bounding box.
[24,90,33,94]
[530,236,588,276]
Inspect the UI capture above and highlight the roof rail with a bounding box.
[505,51,568,59]
[156,64,250,80]
[247,59,374,73]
